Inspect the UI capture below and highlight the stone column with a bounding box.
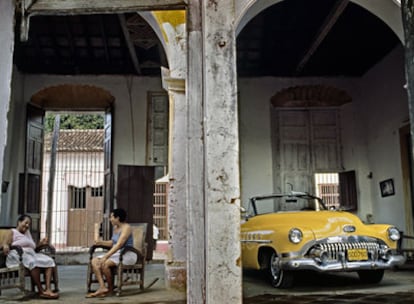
[187,1,242,303]
[0,0,15,218]
[155,11,188,290]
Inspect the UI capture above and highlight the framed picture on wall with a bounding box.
[380,179,395,197]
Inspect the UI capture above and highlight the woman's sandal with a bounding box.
[39,292,59,299]
[85,291,108,298]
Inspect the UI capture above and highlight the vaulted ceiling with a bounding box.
[13,0,401,78]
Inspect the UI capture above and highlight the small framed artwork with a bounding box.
[380,179,395,197]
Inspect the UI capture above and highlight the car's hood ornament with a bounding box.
[343,225,356,233]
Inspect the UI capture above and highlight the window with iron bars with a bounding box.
[315,173,340,209]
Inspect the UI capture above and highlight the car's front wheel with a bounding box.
[267,251,294,288]
[357,269,384,284]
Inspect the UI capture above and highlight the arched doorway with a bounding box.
[22,84,114,247]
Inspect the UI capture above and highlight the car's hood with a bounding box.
[242,210,386,239]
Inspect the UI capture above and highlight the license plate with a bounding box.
[347,248,368,261]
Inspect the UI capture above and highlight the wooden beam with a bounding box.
[26,0,186,15]
[118,14,142,75]
[99,15,111,63]
[63,17,79,69]
[295,0,349,75]
[22,0,37,11]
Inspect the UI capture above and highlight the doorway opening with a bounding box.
[41,111,105,252]
[314,173,339,209]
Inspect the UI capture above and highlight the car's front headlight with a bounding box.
[289,228,303,244]
[388,227,401,241]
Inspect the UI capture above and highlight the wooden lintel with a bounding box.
[26,0,186,15]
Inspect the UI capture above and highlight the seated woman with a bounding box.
[2,214,59,299]
[86,208,136,298]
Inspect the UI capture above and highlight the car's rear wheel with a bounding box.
[267,251,294,288]
[357,269,384,284]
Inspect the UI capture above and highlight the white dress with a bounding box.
[6,228,55,271]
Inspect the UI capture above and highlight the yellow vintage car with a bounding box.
[240,192,405,288]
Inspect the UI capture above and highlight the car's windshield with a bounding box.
[248,194,327,216]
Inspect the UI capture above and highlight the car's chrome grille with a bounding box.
[315,242,380,260]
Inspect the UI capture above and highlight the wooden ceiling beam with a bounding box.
[80,17,94,62]
[118,14,142,75]
[295,0,349,75]
[99,15,111,63]
[24,0,186,15]
[45,17,62,63]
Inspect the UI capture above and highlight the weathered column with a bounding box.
[155,11,188,290]
[0,0,15,218]
[401,1,414,153]
[187,1,242,303]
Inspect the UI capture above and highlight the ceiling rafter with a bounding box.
[32,31,44,66]
[98,15,111,63]
[118,14,142,75]
[295,0,349,75]
[63,17,77,66]
[46,16,62,64]
[80,16,94,65]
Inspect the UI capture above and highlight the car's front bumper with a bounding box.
[281,254,406,272]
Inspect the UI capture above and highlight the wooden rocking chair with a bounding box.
[87,223,147,296]
[0,227,59,296]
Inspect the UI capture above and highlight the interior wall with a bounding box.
[0,0,15,224]
[357,45,408,227]
[1,73,163,225]
[238,77,356,205]
[1,67,25,225]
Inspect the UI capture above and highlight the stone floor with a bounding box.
[243,266,414,303]
[1,263,414,303]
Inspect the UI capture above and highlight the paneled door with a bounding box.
[272,109,342,194]
[22,104,45,243]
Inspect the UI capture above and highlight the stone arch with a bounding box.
[271,85,352,107]
[31,84,114,110]
[235,0,403,42]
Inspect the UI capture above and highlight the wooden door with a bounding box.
[339,170,358,211]
[273,109,341,194]
[102,108,113,240]
[67,187,104,247]
[22,104,45,242]
[117,165,155,260]
[273,110,312,193]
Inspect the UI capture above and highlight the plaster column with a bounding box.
[187,1,242,303]
[0,0,15,219]
[162,71,187,290]
[154,11,188,290]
